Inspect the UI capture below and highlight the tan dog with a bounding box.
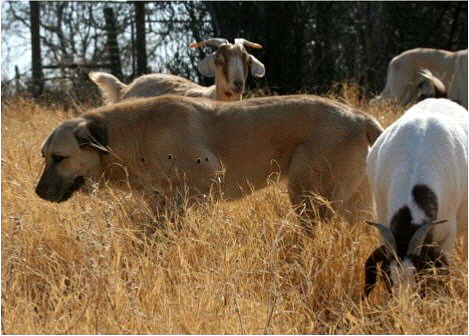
[36,95,383,224]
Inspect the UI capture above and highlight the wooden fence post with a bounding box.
[15,65,21,94]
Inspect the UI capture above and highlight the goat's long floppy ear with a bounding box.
[73,117,109,153]
[249,55,265,78]
[363,245,388,298]
[198,53,216,78]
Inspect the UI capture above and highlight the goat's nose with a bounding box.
[234,80,243,89]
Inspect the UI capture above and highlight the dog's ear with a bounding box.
[74,116,108,153]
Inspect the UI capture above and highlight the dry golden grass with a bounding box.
[2,91,467,334]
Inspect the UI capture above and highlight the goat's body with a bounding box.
[367,98,468,253]
[90,72,216,104]
[90,38,265,105]
[372,48,468,108]
[120,73,216,101]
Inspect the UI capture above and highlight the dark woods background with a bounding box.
[2,1,467,102]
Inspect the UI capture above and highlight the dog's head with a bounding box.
[35,116,108,202]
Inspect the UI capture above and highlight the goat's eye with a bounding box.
[215,55,224,66]
[52,155,66,163]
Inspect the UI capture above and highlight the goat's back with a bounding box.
[121,73,211,101]
[367,98,467,224]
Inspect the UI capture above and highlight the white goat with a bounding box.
[370,48,468,108]
[364,98,468,297]
[89,38,265,104]
[413,69,447,101]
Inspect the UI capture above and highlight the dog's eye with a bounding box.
[52,155,67,163]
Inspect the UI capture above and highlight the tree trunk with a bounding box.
[103,7,123,80]
[30,0,43,97]
[134,1,148,76]
[447,2,462,50]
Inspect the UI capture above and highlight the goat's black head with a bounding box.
[363,217,448,298]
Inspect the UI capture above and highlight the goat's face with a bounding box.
[363,210,448,297]
[379,256,419,295]
[214,44,250,96]
[367,244,448,297]
[196,42,265,100]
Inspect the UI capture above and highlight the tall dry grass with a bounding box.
[2,91,467,334]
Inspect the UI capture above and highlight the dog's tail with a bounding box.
[89,72,126,104]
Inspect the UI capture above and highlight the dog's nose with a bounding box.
[35,182,48,199]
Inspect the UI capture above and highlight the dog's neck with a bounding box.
[96,132,163,195]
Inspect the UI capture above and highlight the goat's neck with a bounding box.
[215,84,242,102]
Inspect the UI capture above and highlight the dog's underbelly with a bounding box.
[214,149,292,199]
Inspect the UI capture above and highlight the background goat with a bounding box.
[89,38,265,104]
[364,98,468,297]
[370,48,468,108]
[414,69,447,102]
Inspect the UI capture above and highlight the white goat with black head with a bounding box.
[364,98,468,297]
[89,38,265,104]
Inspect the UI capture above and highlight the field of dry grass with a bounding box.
[2,90,467,334]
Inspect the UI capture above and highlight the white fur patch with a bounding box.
[390,258,416,289]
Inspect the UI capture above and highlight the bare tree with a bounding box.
[2,1,467,98]
[29,0,43,96]
[134,1,147,76]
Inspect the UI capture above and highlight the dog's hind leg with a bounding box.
[287,144,334,234]
[287,141,368,234]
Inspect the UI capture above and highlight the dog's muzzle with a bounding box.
[35,175,85,202]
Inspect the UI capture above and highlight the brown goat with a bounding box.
[89,38,265,104]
